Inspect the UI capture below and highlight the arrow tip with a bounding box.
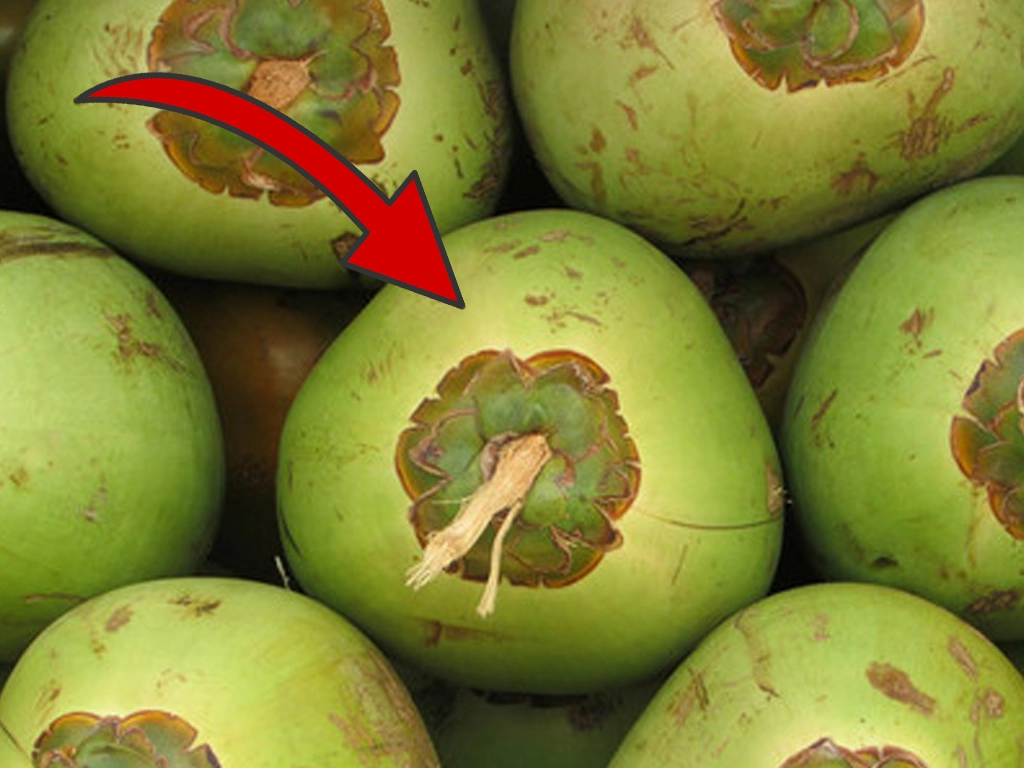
[342,173,464,309]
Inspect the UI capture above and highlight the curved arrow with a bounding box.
[75,72,464,309]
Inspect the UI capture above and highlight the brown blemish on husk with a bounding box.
[0,233,113,262]
[668,669,710,727]
[964,589,1021,617]
[327,653,439,764]
[104,312,187,373]
[898,68,956,161]
[421,619,508,647]
[948,636,978,680]
[33,710,220,767]
[169,594,221,616]
[713,0,925,92]
[104,606,133,633]
[832,153,879,196]
[22,593,86,605]
[865,662,936,714]
[950,329,1024,539]
[810,389,838,434]
[971,688,1005,722]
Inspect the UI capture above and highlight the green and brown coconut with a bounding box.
[510,0,1024,259]
[277,208,784,694]
[607,582,1024,767]
[7,0,511,287]
[0,577,439,766]
[781,175,1024,641]
[0,211,223,662]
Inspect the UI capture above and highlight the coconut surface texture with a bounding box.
[0,577,440,767]
[607,581,1024,767]
[510,0,1024,259]
[6,0,510,288]
[782,175,1024,642]
[0,211,223,663]
[278,208,784,695]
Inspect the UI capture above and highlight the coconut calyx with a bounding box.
[396,348,642,618]
[778,737,929,768]
[32,711,219,768]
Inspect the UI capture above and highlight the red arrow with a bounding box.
[75,72,465,309]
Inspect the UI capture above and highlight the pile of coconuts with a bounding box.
[3,0,1024,766]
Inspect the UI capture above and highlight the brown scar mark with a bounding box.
[169,595,221,616]
[564,267,583,280]
[513,244,541,259]
[629,64,660,86]
[734,611,779,698]
[144,292,164,319]
[972,689,1005,721]
[948,636,978,680]
[92,22,146,80]
[897,67,956,161]
[421,618,507,647]
[900,307,934,349]
[964,590,1021,616]
[574,161,607,205]
[616,100,639,130]
[104,312,187,372]
[105,605,133,633]
[483,240,522,253]
[620,13,674,69]
[543,310,604,329]
[589,128,606,153]
[866,662,936,714]
[524,295,550,307]
[23,593,86,604]
[810,389,838,433]
[668,669,709,726]
[832,153,879,196]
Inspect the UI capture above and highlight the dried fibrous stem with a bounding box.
[405,433,553,616]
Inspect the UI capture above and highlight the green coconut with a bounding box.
[277,208,784,694]
[781,175,1024,641]
[510,0,1024,259]
[0,211,223,662]
[0,577,440,766]
[6,0,511,288]
[607,582,1024,767]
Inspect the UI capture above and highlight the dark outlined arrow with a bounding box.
[75,72,464,309]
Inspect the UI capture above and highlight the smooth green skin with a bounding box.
[429,678,660,768]
[0,577,440,767]
[510,0,1024,259]
[780,176,1024,641]
[278,208,783,695]
[6,0,510,288]
[0,723,31,768]
[609,582,1024,767]
[0,211,223,662]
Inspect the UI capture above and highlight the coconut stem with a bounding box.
[405,433,553,615]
